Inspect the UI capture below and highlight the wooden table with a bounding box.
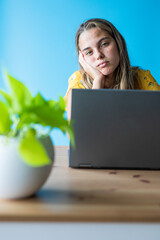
[0,146,160,222]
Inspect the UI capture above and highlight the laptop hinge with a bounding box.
[79,163,92,168]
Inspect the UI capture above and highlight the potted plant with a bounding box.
[0,70,74,199]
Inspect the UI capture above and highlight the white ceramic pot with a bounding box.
[0,135,54,199]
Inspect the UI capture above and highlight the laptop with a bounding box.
[69,89,160,169]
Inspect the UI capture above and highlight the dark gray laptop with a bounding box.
[69,89,160,169]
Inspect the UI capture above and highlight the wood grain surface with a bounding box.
[0,146,160,222]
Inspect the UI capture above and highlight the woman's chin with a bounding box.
[100,70,111,76]
[100,67,114,77]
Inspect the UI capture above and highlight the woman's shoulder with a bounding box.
[67,70,86,89]
[68,70,82,85]
[134,68,160,90]
[69,70,82,79]
[64,70,85,103]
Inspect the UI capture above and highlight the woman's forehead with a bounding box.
[79,28,111,49]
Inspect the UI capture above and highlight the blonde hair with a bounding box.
[75,18,137,89]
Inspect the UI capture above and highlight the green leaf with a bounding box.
[3,70,33,113]
[0,69,74,147]
[0,101,12,134]
[65,123,75,148]
[28,95,66,128]
[33,92,46,106]
[47,97,65,111]
[47,99,57,107]
[16,112,41,130]
[58,96,66,111]
[19,130,51,167]
[0,89,12,107]
[30,105,60,126]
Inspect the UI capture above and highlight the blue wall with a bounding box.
[0,0,160,145]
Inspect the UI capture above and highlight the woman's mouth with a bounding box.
[97,61,109,68]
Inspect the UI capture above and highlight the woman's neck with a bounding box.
[104,73,115,88]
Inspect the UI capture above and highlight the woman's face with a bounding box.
[79,27,120,77]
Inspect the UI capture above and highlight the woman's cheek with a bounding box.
[85,56,93,66]
[84,55,89,62]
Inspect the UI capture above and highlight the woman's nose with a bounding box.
[95,49,104,60]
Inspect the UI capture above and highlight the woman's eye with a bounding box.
[101,42,109,47]
[86,50,92,56]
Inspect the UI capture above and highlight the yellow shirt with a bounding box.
[64,69,160,103]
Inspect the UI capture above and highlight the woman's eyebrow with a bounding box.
[98,37,110,44]
[81,37,110,52]
[81,47,91,52]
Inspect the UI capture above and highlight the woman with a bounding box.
[65,18,160,119]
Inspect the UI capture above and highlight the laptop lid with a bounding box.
[69,89,160,169]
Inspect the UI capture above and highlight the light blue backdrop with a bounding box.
[0,0,159,146]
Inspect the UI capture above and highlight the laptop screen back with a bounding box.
[69,89,160,169]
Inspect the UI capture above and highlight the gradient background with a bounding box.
[0,0,159,146]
